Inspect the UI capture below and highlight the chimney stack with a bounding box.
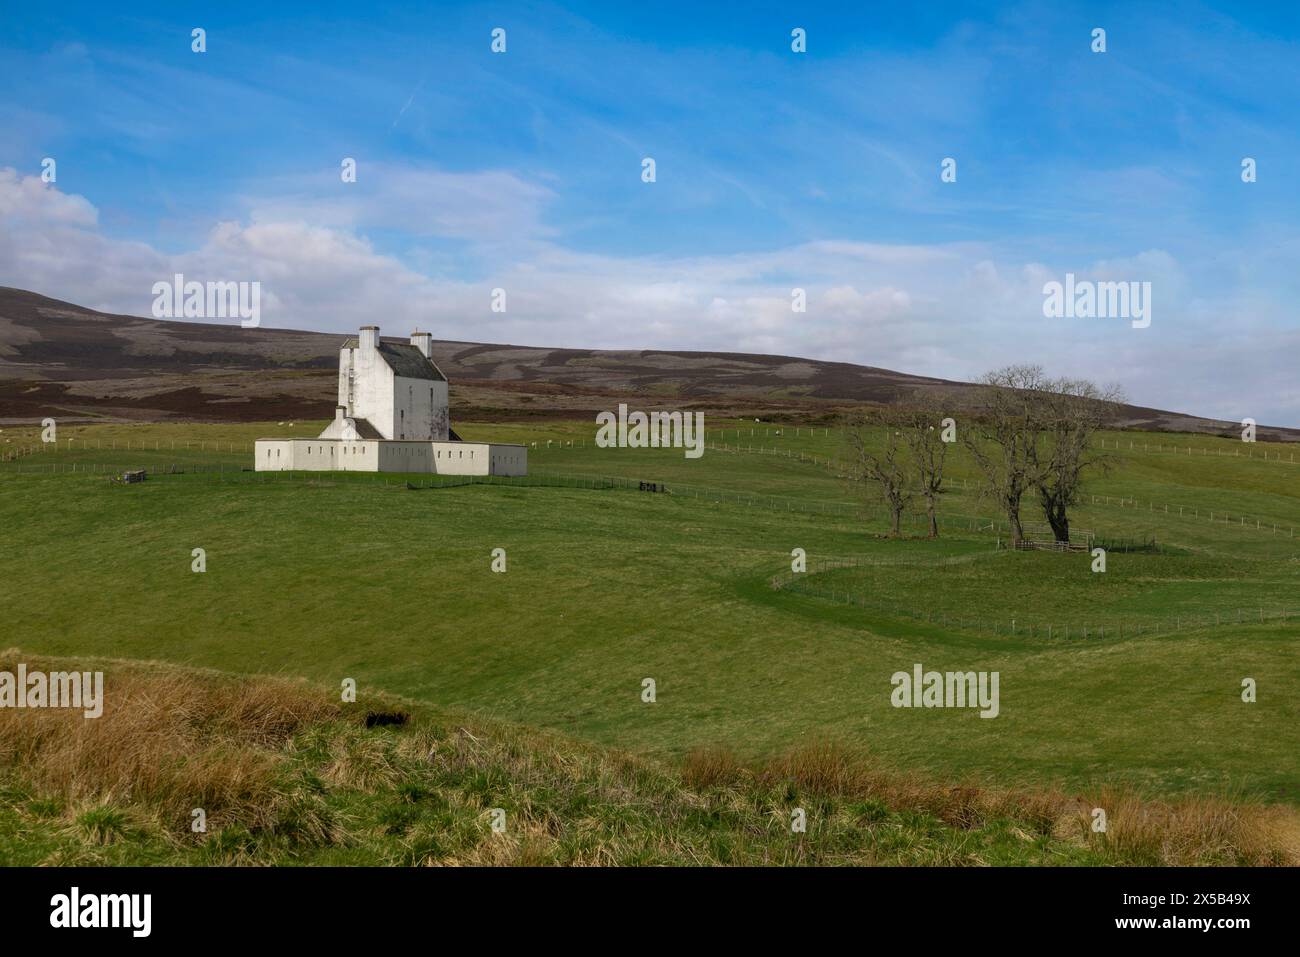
[411,330,433,360]
[359,325,379,352]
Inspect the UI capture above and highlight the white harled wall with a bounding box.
[255,438,527,475]
[391,375,450,441]
[339,345,396,439]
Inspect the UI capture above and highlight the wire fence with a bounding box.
[707,442,1298,538]
[5,435,1298,538]
[1080,493,1296,537]
[1096,435,1300,465]
[1090,535,1160,553]
[6,426,1298,464]
[6,455,1298,545]
[10,460,1112,541]
[2,439,255,460]
[771,558,1298,640]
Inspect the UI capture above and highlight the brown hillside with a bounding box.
[1,286,1293,439]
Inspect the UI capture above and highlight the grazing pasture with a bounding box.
[1,420,1296,808]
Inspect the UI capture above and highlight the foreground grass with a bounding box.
[1,653,1293,866]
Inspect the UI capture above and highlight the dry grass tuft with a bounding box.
[320,724,403,792]
[691,741,1298,866]
[1066,787,1300,866]
[680,746,747,790]
[0,650,342,837]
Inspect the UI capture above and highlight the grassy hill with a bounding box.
[1,418,1297,828]
[1,652,1293,866]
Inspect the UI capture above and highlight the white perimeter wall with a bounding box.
[256,439,380,471]
[255,440,527,475]
[380,441,439,472]
[429,442,489,474]
[490,445,527,476]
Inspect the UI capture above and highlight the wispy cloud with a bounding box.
[4,168,1297,424]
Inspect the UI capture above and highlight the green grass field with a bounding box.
[2,419,1297,813]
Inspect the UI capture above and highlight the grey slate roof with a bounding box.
[343,338,446,381]
[348,417,386,439]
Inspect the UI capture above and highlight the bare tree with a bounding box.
[1032,378,1123,542]
[965,366,1122,545]
[963,365,1049,545]
[845,408,913,536]
[896,394,952,538]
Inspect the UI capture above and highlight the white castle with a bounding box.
[255,325,527,475]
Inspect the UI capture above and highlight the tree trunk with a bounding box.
[1007,507,1025,545]
[1042,493,1070,542]
[926,500,939,538]
[890,506,902,536]
[1046,507,1070,543]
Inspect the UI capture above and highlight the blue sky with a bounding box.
[2,1,1298,423]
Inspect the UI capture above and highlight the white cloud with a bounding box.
[0,167,97,225]
[0,167,1296,426]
